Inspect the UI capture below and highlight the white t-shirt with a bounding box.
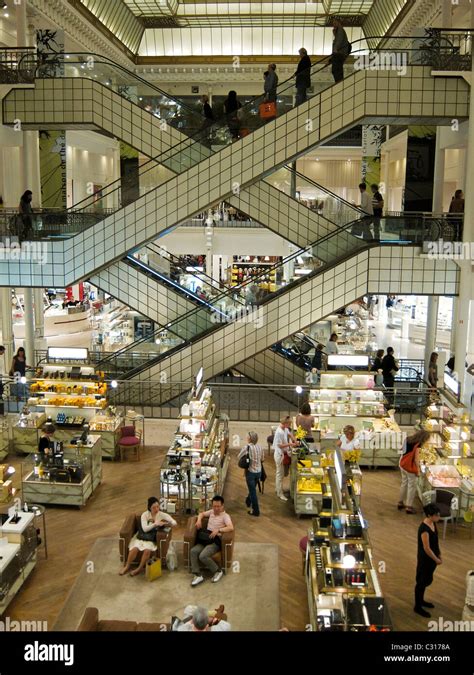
[339,434,360,451]
[360,191,373,216]
[273,426,289,460]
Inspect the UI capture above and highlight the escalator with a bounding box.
[90,214,459,401]
[0,36,469,289]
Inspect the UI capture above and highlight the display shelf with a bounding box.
[0,510,38,612]
[160,385,229,514]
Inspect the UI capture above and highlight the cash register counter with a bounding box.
[0,511,37,612]
[21,435,102,507]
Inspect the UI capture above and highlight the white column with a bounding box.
[424,296,439,380]
[0,288,14,366]
[450,296,458,353]
[22,130,41,205]
[432,132,445,213]
[23,287,35,365]
[33,289,44,340]
[16,1,27,46]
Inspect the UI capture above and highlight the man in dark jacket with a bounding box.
[330,18,351,84]
[295,48,311,105]
[381,347,398,405]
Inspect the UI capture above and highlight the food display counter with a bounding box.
[159,383,229,514]
[12,412,47,454]
[21,435,102,507]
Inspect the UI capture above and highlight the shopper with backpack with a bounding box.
[238,431,264,517]
[330,18,351,84]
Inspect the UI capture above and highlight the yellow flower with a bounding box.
[295,426,307,441]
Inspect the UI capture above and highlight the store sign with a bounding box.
[47,347,88,361]
[327,355,369,368]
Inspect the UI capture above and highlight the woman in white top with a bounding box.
[119,496,177,576]
[336,425,360,452]
[326,333,338,370]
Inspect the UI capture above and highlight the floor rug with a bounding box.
[53,537,280,631]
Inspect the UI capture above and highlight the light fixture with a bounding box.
[20,376,26,384]
[315,157,320,162]
[6,466,15,476]
[111,380,118,389]
[295,385,303,394]
[343,554,356,568]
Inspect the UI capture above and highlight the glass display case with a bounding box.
[0,509,38,613]
[20,436,102,507]
[12,411,47,454]
[159,384,229,514]
[89,412,123,459]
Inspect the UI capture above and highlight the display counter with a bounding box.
[305,455,391,631]
[0,509,38,612]
[88,413,123,459]
[159,385,229,514]
[12,412,47,454]
[21,435,102,507]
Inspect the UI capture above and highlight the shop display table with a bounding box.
[21,435,102,507]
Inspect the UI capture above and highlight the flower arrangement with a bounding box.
[343,449,361,463]
[295,426,307,441]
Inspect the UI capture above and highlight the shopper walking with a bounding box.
[428,352,438,389]
[371,183,384,240]
[448,189,464,214]
[398,429,431,514]
[414,503,442,618]
[223,90,242,141]
[264,63,278,103]
[9,346,30,400]
[119,496,177,576]
[273,416,296,501]
[371,348,385,386]
[330,18,351,84]
[357,183,374,240]
[238,432,264,517]
[18,190,33,240]
[296,402,315,442]
[294,48,311,105]
[381,346,398,388]
[311,343,326,378]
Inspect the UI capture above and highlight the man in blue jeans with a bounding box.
[238,431,264,517]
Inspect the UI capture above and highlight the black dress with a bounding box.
[38,436,51,455]
[416,522,440,589]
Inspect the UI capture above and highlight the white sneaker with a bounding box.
[191,575,204,587]
[211,570,224,583]
[278,494,288,502]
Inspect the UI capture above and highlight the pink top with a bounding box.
[203,510,233,531]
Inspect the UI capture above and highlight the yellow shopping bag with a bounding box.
[146,558,162,582]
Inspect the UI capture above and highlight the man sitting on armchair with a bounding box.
[191,495,234,587]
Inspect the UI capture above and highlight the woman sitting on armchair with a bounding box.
[120,496,177,576]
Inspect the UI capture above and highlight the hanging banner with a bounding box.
[361,125,384,187]
[37,29,66,208]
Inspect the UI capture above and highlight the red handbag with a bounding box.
[399,443,419,474]
[259,102,277,119]
[282,452,291,466]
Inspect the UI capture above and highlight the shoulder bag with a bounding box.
[399,443,419,474]
[137,524,158,542]
[238,444,251,470]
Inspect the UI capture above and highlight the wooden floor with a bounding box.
[4,445,473,631]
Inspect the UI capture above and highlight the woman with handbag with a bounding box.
[398,430,431,514]
[119,496,177,576]
[238,431,264,517]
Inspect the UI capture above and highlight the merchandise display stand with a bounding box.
[159,376,229,515]
[305,448,391,631]
[419,393,473,516]
[14,361,122,458]
[303,372,403,467]
[0,509,38,613]
[21,435,102,507]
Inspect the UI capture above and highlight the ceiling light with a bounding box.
[295,385,303,394]
[111,380,118,389]
[315,158,320,161]
[343,554,356,568]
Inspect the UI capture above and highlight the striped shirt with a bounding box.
[238,443,264,473]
